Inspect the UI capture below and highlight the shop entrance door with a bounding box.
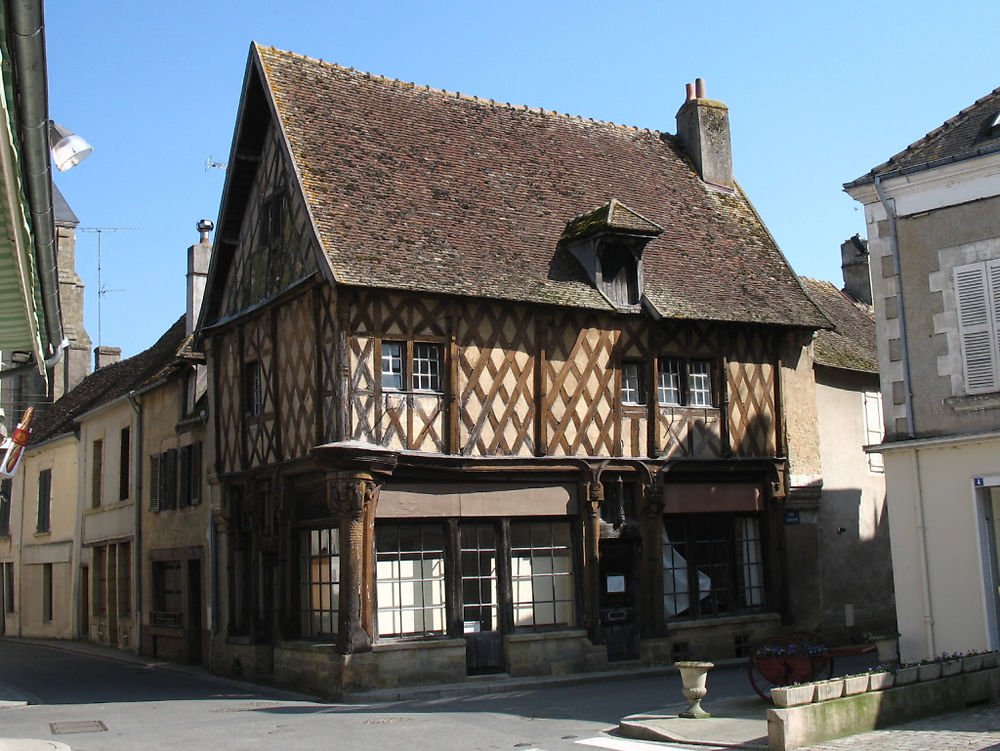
[461,523,505,675]
[598,538,639,661]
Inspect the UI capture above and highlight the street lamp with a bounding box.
[47,120,92,171]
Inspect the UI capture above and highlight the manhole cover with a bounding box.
[50,720,108,735]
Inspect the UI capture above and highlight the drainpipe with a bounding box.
[873,176,915,438]
[127,391,142,653]
[874,176,934,656]
[909,450,935,658]
[8,0,66,368]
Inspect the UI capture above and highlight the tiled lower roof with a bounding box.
[800,277,877,373]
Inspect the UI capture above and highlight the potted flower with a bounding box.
[814,677,845,701]
[917,659,942,681]
[962,652,984,672]
[894,662,920,686]
[939,653,962,677]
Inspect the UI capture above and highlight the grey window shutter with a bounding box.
[955,262,999,394]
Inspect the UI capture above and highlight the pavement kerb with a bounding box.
[1,637,751,705]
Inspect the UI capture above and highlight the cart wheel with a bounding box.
[748,636,814,701]
[788,631,833,681]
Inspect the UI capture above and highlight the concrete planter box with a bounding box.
[894,665,919,685]
[843,674,870,695]
[940,659,962,677]
[984,652,999,669]
[813,678,845,701]
[962,654,984,672]
[770,683,816,707]
[917,662,942,681]
[867,671,894,691]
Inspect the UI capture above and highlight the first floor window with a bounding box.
[0,479,11,537]
[621,362,646,405]
[36,468,51,533]
[511,521,575,628]
[299,528,340,637]
[662,514,764,620]
[954,259,1000,394]
[375,525,446,638]
[657,358,714,407]
[381,341,443,393]
[244,360,262,417]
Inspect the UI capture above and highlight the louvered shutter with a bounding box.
[955,262,999,394]
[149,455,160,512]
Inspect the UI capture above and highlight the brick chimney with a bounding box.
[675,78,734,189]
[840,234,872,306]
[94,346,121,370]
[187,220,213,336]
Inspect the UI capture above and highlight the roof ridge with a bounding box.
[256,43,664,137]
[876,85,1000,172]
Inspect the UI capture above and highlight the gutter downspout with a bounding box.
[874,175,934,657]
[127,391,142,653]
[8,0,65,370]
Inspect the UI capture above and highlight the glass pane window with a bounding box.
[153,560,183,613]
[299,528,339,637]
[657,359,682,405]
[461,524,498,633]
[662,514,765,621]
[688,361,713,407]
[412,343,442,392]
[621,362,645,405]
[510,521,574,628]
[376,524,446,638]
[381,342,404,390]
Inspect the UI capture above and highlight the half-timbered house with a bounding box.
[198,46,831,695]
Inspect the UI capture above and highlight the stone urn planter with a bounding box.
[675,661,714,718]
[843,674,870,696]
[770,683,816,708]
[814,677,845,701]
[917,662,942,681]
[867,671,895,691]
[869,633,900,665]
[962,654,984,672]
[894,665,919,686]
[940,658,962,677]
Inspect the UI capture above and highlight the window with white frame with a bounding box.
[954,260,1000,394]
[863,390,885,473]
[510,521,575,628]
[621,361,646,405]
[299,528,340,637]
[380,341,443,393]
[657,358,714,407]
[375,524,446,638]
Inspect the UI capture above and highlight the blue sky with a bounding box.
[45,0,1000,358]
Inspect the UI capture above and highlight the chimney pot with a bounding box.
[197,219,214,244]
[695,78,706,99]
[685,82,695,102]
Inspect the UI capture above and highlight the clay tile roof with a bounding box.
[31,316,188,444]
[799,277,877,373]
[847,86,1000,186]
[254,44,827,329]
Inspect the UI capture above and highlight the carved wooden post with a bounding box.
[329,471,381,653]
[582,480,603,642]
[639,481,665,635]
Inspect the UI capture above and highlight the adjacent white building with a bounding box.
[845,86,1000,661]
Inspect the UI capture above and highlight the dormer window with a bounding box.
[561,199,662,312]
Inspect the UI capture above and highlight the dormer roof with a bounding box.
[561,200,663,243]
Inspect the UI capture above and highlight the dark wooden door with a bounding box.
[461,524,505,675]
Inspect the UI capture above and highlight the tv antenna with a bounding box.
[80,227,138,347]
[205,155,228,171]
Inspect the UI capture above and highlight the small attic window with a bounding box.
[598,242,640,306]
[991,111,1000,131]
[561,200,662,312]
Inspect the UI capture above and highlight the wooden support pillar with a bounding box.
[639,480,665,636]
[329,471,382,653]
[582,480,603,642]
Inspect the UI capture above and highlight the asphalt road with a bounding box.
[0,638,886,751]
